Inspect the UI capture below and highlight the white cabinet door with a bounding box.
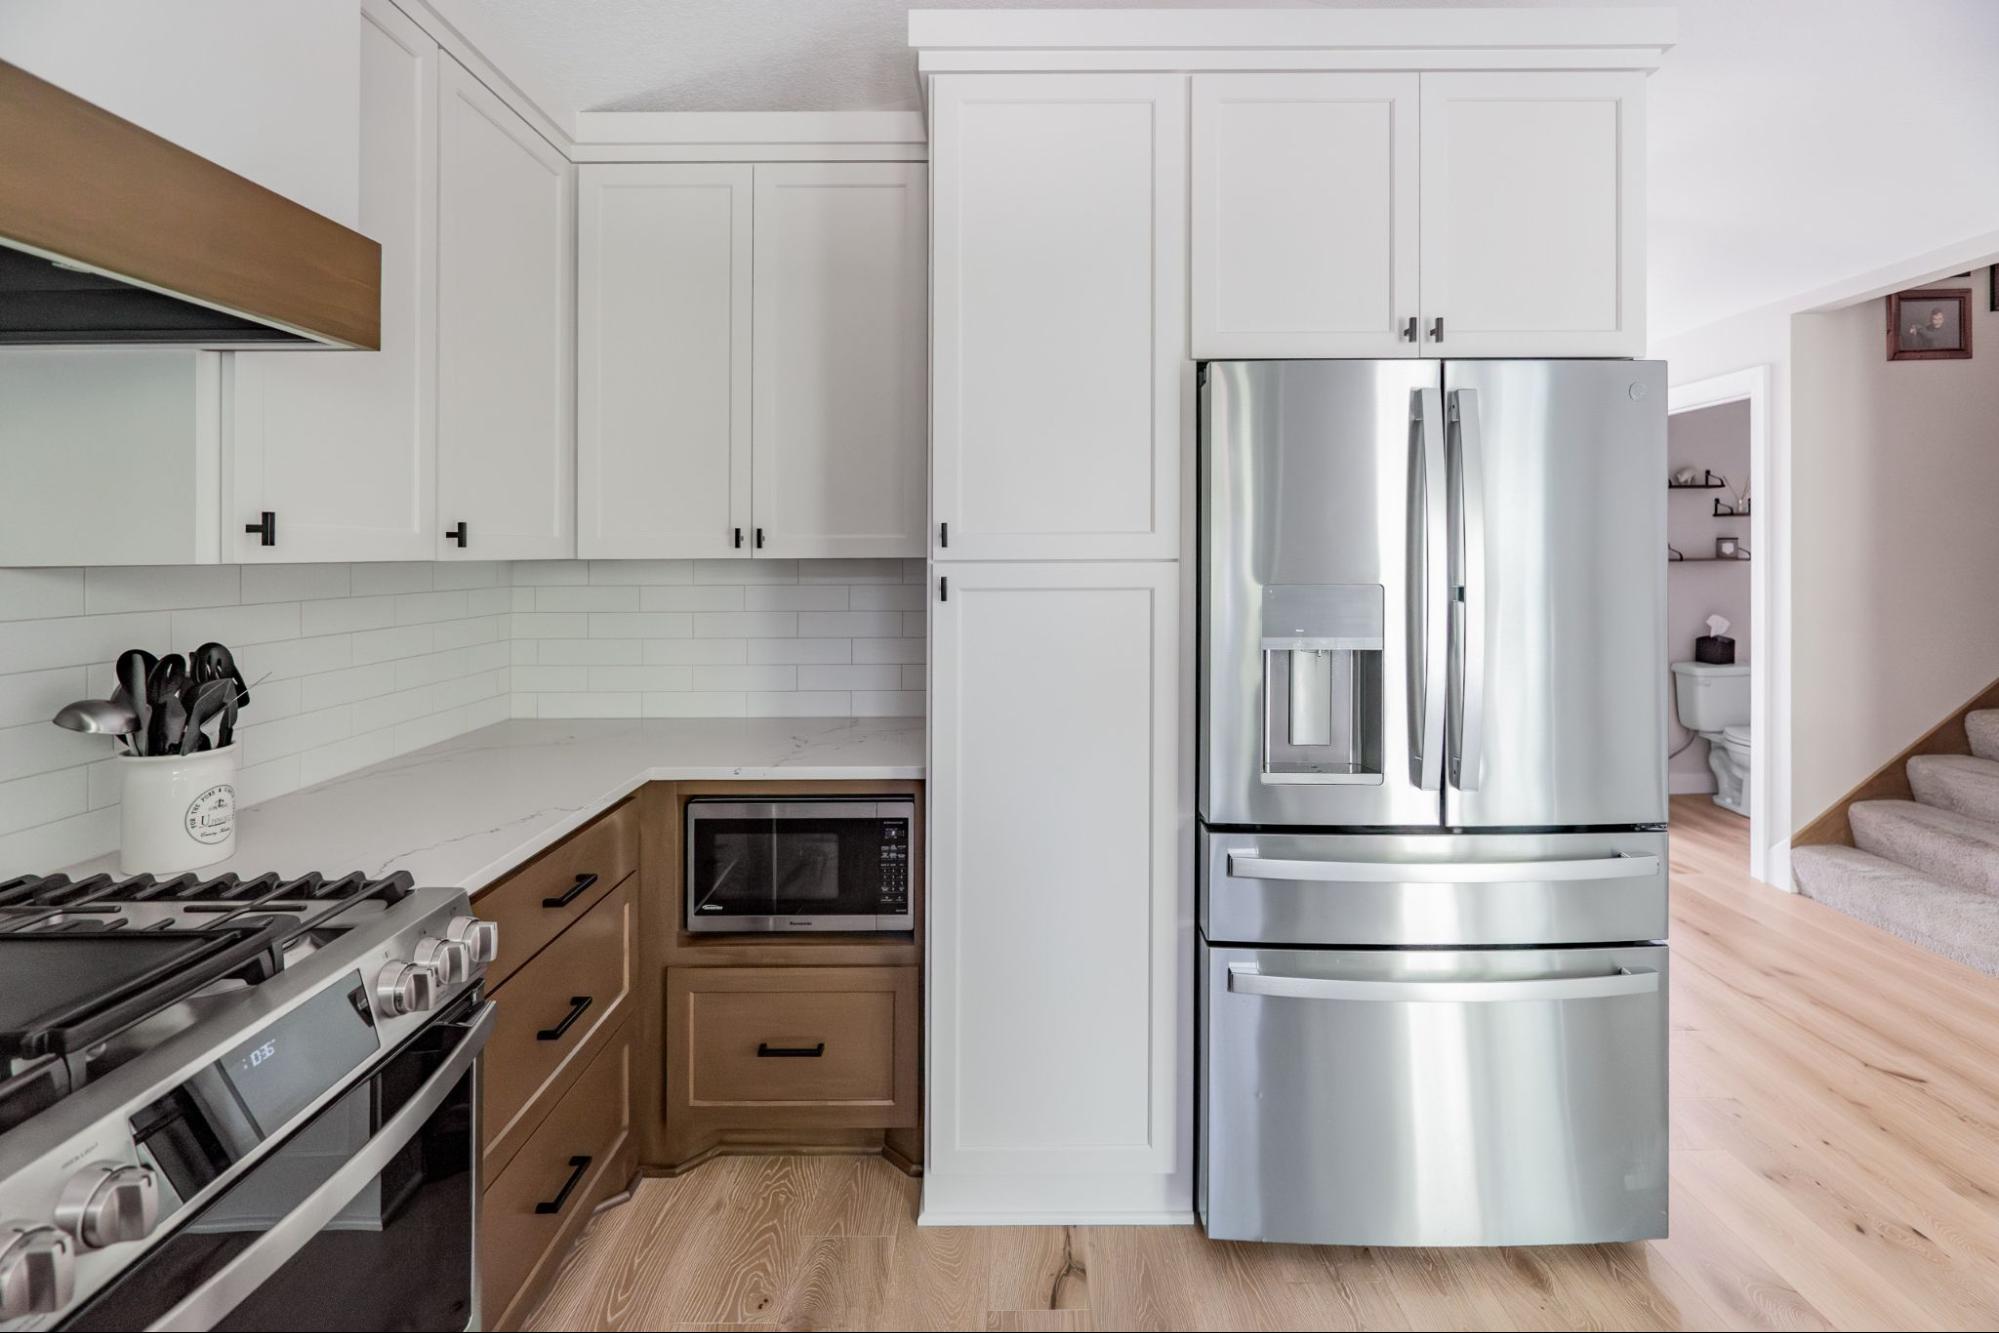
[751,163,927,559]
[930,75,1185,562]
[1191,74,1419,359]
[927,562,1188,1220]
[225,0,436,563]
[435,56,575,560]
[577,164,752,560]
[1418,71,1645,358]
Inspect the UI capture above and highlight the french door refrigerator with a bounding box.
[1198,359,1669,1247]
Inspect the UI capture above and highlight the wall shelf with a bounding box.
[1669,555,1750,564]
[1668,470,1728,490]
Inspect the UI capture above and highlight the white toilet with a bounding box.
[1671,661,1751,816]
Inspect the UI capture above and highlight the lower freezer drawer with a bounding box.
[1200,941,1667,1247]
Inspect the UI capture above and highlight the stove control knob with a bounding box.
[375,961,437,1017]
[0,1225,75,1318]
[55,1163,159,1248]
[445,915,499,966]
[414,936,473,986]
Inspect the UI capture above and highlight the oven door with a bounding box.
[685,800,913,932]
[63,998,495,1333]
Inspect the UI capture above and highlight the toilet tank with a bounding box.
[1671,661,1750,731]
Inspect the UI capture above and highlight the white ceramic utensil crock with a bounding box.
[118,743,239,874]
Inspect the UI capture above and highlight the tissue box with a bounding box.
[1695,634,1736,665]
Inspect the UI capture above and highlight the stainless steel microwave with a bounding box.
[685,798,915,932]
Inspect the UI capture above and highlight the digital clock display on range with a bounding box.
[214,970,380,1135]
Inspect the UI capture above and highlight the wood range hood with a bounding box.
[0,59,380,349]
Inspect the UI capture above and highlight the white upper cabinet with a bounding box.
[1419,71,1645,357]
[577,164,753,560]
[752,163,927,559]
[930,74,1186,562]
[926,561,1186,1219]
[225,0,437,564]
[435,55,576,560]
[1191,73,1418,359]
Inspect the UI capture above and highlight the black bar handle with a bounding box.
[754,527,765,549]
[446,521,467,547]
[537,995,592,1042]
[733,527,744,549]
[1402,316,1418,342]
[245,511,276,547]
[1430,316,1445,342]
[533,1156,592,1215]
[939,575,948,602]
[939,520,949,548]
[757,1041,826,1058]
[542,872,597,909]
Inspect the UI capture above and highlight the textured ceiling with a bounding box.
[452,0,1999,339]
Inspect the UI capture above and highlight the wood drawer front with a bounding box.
[669,966,918,1126]
[476,798,636,990]
[483,877,632,1177]
[481,1022,633,1330]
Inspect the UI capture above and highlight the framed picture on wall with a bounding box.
[1886,287,1972,361]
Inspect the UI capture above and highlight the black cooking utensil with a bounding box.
[192,642,248,708]
[116,649,155,756]
[145,656,186,755]
[149,693,187,759]
[179,679,234,755]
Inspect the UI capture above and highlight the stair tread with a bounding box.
[1907,753,1999,824]
[1969,709,1999,762]
[1792,845,1999,976]
[1848,799,1999,895]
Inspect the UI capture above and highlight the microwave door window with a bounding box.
[773,832,843,905]
[691,820,776,918]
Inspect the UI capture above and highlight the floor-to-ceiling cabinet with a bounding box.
[925,72,1192,1222]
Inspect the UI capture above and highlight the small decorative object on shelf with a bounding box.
[1668,468,1728,490]
[1715,536,1740,559]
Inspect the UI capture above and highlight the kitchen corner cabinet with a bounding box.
[577,161,927,560]
[929,74,1186,562]
[1191,69,1646,361]
[436,56,576,560]
[224,0,438,563]
[925,562,1188,1218]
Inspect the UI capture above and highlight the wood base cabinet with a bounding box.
[662,964,919,1169]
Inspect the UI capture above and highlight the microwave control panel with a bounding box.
[877,820,910,914]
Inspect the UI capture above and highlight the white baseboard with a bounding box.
[919,1210,1199,1228]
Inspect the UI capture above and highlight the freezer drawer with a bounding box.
[1202,828,1668,947]
[1200,942,1668,1246]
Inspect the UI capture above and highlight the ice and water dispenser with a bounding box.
[1259,584,1384,784]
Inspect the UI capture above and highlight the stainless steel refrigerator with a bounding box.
[1198,359,1670,1247]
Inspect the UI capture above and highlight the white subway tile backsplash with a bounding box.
[242,565,352,604]
[85,565,241,614]
[0,558,924,875]
[0,569,85,622]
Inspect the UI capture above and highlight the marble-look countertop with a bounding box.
[67,717,924,894]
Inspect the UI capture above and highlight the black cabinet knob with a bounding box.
[446,521,467,548]
[244,512,276,547]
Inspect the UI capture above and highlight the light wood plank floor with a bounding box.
[525,798,1999,1331]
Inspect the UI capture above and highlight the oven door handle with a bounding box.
[147,1001,497,1333]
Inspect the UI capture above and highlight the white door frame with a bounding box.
[1668,365,1779,887]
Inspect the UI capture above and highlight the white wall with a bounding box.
[1667,399,1752,793]
[1790,267,1999,825]
[0,0,360,225]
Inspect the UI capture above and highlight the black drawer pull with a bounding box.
[756,1041,825,1058]
[542,873,597,909]
[534,1156,592,1215]
[537,995,593,1041]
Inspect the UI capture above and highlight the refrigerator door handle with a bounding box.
[1448,387,1488,791]
[1225,850,1660,883]
[1227,962,1659,1003]
[1410,387,1448,791]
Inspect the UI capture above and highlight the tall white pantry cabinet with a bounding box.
[925,73,1193,1222]
[917,12,1665,1224]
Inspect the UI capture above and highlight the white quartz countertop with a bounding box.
[67,717,924,894]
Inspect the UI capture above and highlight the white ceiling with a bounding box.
[446,0,1999,340]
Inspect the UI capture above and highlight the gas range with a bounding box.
[0,871,498,1330]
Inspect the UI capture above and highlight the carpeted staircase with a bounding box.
[1793,710,1999,974]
